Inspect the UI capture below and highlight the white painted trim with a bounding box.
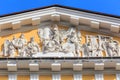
[0,7,120,32]
[116,73,120,80]
[73,73,82,80]
[30,74,39,80]
[52,73,61,80]
[8,74,17,80]
[95,73,103,80]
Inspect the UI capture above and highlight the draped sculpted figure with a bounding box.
[16,34,27,56]
[3,40,10,56]
[8,42,16,57]
[3,40,16,57]
[61,27,81,56]
[27,37,40,56]
[105,39,119,57]
[11,36,18,48]
[83,35,103,57]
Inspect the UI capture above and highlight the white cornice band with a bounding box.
[0,7,120,33]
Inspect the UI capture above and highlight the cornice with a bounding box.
[0,5,120,34]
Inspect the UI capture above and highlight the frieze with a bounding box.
[0,24,120,57]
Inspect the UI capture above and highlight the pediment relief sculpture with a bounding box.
[0,24,120,57]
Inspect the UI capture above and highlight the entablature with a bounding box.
[0,57,120,72]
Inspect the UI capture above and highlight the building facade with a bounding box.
[0,5,120,80]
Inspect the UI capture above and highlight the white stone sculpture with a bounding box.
[82,42,93,57]
[16,34,27,56]
[8,42,16,57]
[3,40,10,56]
[106,39,119,57]
[3,39,16,57]
[118,45,120,56]
[18,34,27,47]
[83,35,120,57]
[90,35,103,57]
[11,36,18,48]
[52,24,60,45]
[83,35,103,57]
[38,25,62,52]
[67,27,78,43]
[18,46,29,57]
[86,42,93,57]
[2,25,84,57]
[43,27,52,40]
[61,27,78,56]
[90,36,98,50]
[2,22,120,58]
[43,39,56,52]
[4,24,120,58]
[98,36,120,57]
[61,42,76,55]
[27,37,40,56]
[51,24,61,51]
[75,31,82,56]
[38,28,44,42]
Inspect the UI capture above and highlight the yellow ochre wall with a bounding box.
[83,75,95,80]
[104,74,116,80]
[0,75,8,80]
[39,75,52,80]
[17,75,30,80]
[61,75,73,80]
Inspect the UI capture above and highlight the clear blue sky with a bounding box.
[0,0,120,16]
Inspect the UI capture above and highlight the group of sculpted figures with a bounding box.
[2,34,40,57]
[1,24,120,57]
[38,24,82,57]
[83,35,120,57]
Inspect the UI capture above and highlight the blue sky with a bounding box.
[0,0,120,16]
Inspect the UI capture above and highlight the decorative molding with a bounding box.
[32,17,40,26]
[51,63,61,71]
[12,21,21,29]
[51,14,60,22]
[110,25,120,33]
[95,63,104,70]
[73,63,83,71]
[0,6,120,33]
[90,21,99,29]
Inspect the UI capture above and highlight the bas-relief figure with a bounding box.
[8,42,16,57]
[3,40,11,56]
[27,37,40,56]
[1,24,120,57]
[3,40,16,57]
[38,25,60,53]
[102,38,120,57]
[37,25,82,57]
[82,35,101,57]
[82,35,120,57]
[61,27,81,56]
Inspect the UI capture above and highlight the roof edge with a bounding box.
[0,4,120,19]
